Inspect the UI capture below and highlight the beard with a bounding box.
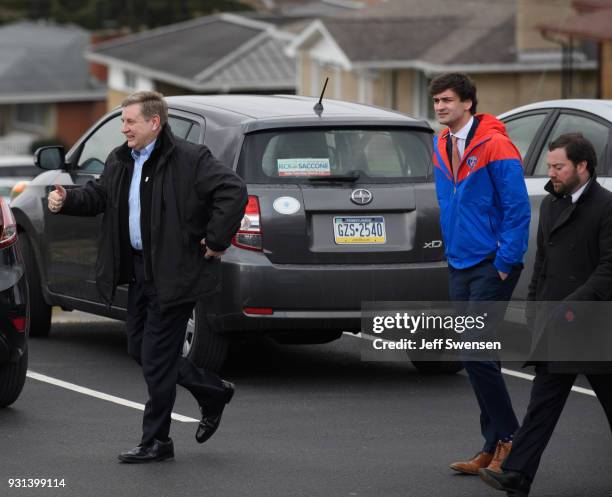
[552,175,581,196]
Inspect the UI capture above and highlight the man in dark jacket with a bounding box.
[47,91,248,463]
[430,73,530,474]
[479,133,612,496]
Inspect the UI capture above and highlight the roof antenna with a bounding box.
[313,77,329,117]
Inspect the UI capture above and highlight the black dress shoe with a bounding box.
[478,468,531,497]
[118,438,174,463]
[196,380,234,444]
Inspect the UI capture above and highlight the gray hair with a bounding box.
[121,91,168,126]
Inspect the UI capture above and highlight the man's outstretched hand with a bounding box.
[47,184,66,213]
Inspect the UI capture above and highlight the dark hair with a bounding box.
[428,72,478,114]
[548,132,596,176]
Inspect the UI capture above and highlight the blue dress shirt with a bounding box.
[128,139,156,250]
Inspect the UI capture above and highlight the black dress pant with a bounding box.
[503,366,612,481]
[126,253,226,445]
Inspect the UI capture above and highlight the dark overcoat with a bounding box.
[526,177,612,374]
[61,124,248,309]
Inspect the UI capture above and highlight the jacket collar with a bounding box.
[544,172,598,203]
[437,116,481,178]
[117,123,176,162]
[545,174,598,234]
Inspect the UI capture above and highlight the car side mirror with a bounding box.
[35,146,66,170]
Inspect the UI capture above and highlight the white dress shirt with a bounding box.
[128,139,156,250]
[449,116,474,160]
[570,178,591,204]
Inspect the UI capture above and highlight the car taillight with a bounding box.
[232,195,262,251]
[11,317,27,333]
[0,198,17,249]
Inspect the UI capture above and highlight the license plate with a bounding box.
[333,216,386,244]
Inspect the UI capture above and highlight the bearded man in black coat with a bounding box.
[47,91,248,463]
[479,133,612,496]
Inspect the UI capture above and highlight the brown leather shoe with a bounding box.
[449,451,494,475]
[486,441,512,473]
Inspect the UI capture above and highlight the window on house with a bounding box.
[14,104,48,128]
[425,92,435,121]
[124,70,137,90]
[413,73,434,121]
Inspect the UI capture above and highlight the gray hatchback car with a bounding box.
[11,95,454,372]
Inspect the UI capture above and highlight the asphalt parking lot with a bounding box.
[0,311,610,497]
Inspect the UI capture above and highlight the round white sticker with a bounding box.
[273,196,301,215]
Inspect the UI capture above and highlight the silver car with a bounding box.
[499,99,612,320]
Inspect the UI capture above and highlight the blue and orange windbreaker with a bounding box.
[433,113,530,273]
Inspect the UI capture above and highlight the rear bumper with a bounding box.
[215,248,449,333]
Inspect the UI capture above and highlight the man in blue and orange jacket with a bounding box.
[429,73,530,476]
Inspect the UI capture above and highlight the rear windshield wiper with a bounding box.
[307,170,361,182]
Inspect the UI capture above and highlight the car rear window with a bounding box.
[237,128,433,183]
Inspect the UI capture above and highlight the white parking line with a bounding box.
[500,367,596,397]
[26,370,199,422]
[344,332,598,398]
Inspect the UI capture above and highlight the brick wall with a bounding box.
[55,101,107,148]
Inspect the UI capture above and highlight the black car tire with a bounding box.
[410,360,463,375]
[183,300,229,373]
[20,236,51,338]
[0,349,28,407]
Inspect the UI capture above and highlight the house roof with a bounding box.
[450,15,517,65]
[321,17,462,63]
[245,0,370,15]
[287,0,597,72]
[201,36,295,91]
[0,21,105,104]
[87,13,296,92]
[274,0,362,16]
[573,0,612,11]
[539,7,612,42]
[339,0,511,19]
